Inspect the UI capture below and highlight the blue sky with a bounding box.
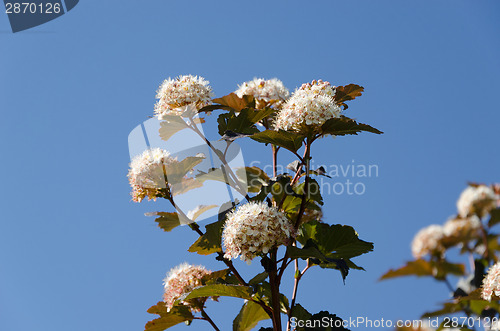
[1,1,499,330]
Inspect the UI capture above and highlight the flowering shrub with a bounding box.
[383,183,500,331]
[128,75,382,331]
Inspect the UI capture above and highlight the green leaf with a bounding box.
[380,259,465,280]
[281,195,303,215]
[201,269,231,285]
[158,116,188,141]
[145,303,193,331]
[251,130,305,153]
[188,218,224,255]
[182,284,253,301]
[252,282,290,314]
[245,107,276,124]
[145,212,180,232]
[233,301,270,331]
[320,116,383,137]
[290,303,312,321]
[248,272,269,286]
[287,242,327,261]
[297,220,374,259]
[288,241,351,282]
[218,108,275,137]
[213,93,255,111]
[488,208,500,227]
[236,166,270,193]
[217,112,257,136]
[294,179,324,206]
[302,311,349,331]
[251,175,294,202]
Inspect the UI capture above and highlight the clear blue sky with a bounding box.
[1,1,499,330]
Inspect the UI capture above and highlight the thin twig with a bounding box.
[287,262,311,331]
[201,307,221,331]
[188,119,250,201]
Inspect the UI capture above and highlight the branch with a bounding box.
[287,261,311,331]
[201,307,221,331]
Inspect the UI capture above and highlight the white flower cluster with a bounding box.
[443,215,481,242]
[411,225,446,259]
[154,75,214,119]
[411,215,482,259]
[162,263,211,311]
[481,262,500,301]
[235,78,290,105]
[127,148,177,202]
[274,79,341,132]
[222,202,295,263]
[457,184,497,218]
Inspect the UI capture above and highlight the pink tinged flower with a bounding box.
[162,263,211,311]
[411,225,446,259]
[457,185,498,218]
[481,262,500,301]
[154,75,214,119]
[235,78,290,106]
[274,79,341,132]
[222,202,295,263]
[127,148,177,202]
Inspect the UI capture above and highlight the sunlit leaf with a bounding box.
[294,178,324,206]
[201,269,231,285]
[188,202,235,255]
[233,300,270,331]
[213,93,255,111]
[236,166,270,193]
[380,259,465,281]
[145,212,180,232]
[181,284,253,301]
[248,272,269,286]
[188,218,224,255]
[145,303,193,331]
[334,84,364,110]
[251,175,294,202]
